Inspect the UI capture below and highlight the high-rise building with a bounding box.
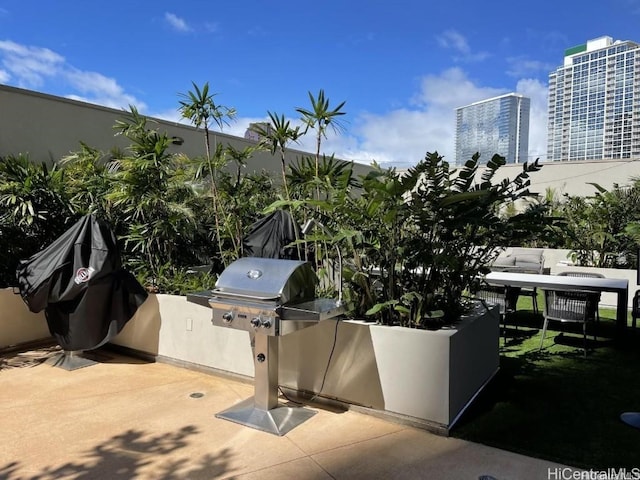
[455,93,530,165]
[244,122,272,142]
[547,36,640,162]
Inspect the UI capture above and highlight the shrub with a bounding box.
[314,152,549,326]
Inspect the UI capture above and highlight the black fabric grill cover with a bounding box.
[243,210,306,260]
[16,214,148,351]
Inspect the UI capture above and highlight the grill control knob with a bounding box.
[260,318,272,329]
[250,316,262,328]
[222,311,234,323]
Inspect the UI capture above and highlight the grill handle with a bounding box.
[211,288,280,302]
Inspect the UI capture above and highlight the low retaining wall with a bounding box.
[0,288,50,349]
[111,294,255,377]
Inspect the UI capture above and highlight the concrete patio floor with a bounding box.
[0,345,579,480]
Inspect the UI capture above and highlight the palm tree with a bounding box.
[296,89,346,178]
[253,112,301,200]
[108,107,199,278]
[178,82,236,159]
[178,82,236,266]
[221,144,257,257]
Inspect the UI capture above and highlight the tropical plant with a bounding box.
[1,83,560,317]
[178,82,237,158]
[59,142,113,216]
[137,262,217,295]
[106,106,207,279]
[0,154,76,285]
[296,89,346,179]
[324,152,549,327]
[253,112,302,200]
[216,160,277,262]
[556,181,640,267]
[287,154,360,201]
[399,153,547,324]
[178,82,237,266]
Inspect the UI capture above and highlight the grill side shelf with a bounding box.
[186,290,214,308]
[280,298,345,321]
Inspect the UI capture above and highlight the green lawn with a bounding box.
[451,293,640,469]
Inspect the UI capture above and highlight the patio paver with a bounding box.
[0,345,579,479]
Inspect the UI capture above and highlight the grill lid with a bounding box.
[213,257,318,305]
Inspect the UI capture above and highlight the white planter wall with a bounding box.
[0,288,50,349]
[111,294,255,377]
[113,295,499,430]
[1,291,500,431]
[279,304,500,427]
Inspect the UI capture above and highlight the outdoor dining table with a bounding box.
[485,271,630,337]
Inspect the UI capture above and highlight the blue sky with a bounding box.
[1,0,640,167]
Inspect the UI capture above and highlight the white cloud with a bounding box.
[239,70,489,167]
[412,68,505,108]
[204,22,219,33]
[506,56,555,78]
[341,68,506,166]
[63,69,145,110]
[516,78,548,161]
[436,30,490,63]
[223,118,266,138]
[438,30,470,54]
[230,68,546,169]
[0,40,64,87]
[0,40,145,111]
[154,109,274,144]
[165,12,192,32]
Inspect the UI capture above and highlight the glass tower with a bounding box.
[455,93,530,165]
[547,36,640,162]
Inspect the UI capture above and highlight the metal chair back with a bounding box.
[540,288,597,357]
[475,283,519,340]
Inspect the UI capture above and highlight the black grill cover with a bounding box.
[243,210,305,260]
[16,214,148,351]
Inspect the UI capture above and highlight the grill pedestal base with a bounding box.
[216,397,317,436]
[215,332,317,435]
[46,350,99,370]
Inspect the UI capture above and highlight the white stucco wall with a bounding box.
[485,159,640,198]
[0,288,50,349]
[111,294,255,377]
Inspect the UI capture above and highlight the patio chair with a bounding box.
[556,271,604,324]
[540,288,598,357]
[491,248,545,314]
[475,283,519,340]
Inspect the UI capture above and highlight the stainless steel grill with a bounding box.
[187,256,344,435]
